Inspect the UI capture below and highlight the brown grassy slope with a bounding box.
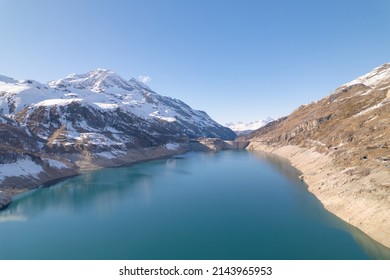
[241,69,390,248]
[243,82,389,171]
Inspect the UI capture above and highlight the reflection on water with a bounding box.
[347,223,390,259]
[0,150,389,259]
[0,168,152,221]
[252,151,303,186]
[0,157,190,222]
[251,150,390,260]
[0,213,27,223]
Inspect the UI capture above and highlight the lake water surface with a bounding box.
[1,150,389,259]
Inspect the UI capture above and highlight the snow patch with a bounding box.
[165,143,179,150]
[354,100,389,117]
[0,158,43,182]
[96,149,126,159]
[309,139,326,146]
[46,159,68,169]
[64,93,78,97]
[34,98,83,107]
[154,116,177,122]
[75,133,125,146]
[225,117,274,134]
[105,126,120,133]
[149,110,177,122]
[344,63,390,88]
[94,102,119,110]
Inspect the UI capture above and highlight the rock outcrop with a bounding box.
[0,190,12,210]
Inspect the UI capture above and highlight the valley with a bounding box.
[1,63,390,250]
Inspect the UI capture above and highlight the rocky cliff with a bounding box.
[243,63,390,248]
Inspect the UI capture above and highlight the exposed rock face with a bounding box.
[0,190,12,210]
[243,63,390,248]
[0,116,78,208]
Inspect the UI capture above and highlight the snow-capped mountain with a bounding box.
[0,69,236,207]
[225,117,274,135]
[1,69,235,149]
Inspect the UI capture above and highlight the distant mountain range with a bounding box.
[225,117,274,135]
[0,69,235,208]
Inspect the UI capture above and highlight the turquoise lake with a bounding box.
[0,150,389,260]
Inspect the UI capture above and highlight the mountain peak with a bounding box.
[225,117,274,135]
[344,62,390,88]
[48,69,133,92]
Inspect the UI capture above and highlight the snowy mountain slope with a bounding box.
[343,63,390,88]
[1,69,235,152]
[1,69,227,129]
[1,69,236,207]
[225,117,274,135]
[0,114,74,197]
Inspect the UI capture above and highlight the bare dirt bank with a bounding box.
[248,142,390,249]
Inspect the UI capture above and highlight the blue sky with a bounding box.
[1,0,389,124]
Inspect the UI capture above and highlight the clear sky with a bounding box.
[1,0,389,124]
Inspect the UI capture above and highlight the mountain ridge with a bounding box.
[1,68,235,139]
[243,63,390,248]
[225,117,274,135]
[0,69,236,208]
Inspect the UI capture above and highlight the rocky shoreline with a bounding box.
[3,133,388,250]
[0,145,187,210]
[247,142,390,249]
[0,191,12,210]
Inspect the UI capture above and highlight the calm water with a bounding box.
[0,150,389,260]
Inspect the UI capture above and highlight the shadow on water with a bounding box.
[250,150,390,259]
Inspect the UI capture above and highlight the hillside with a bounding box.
[0,69,236,208]
[243,63,390,248]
